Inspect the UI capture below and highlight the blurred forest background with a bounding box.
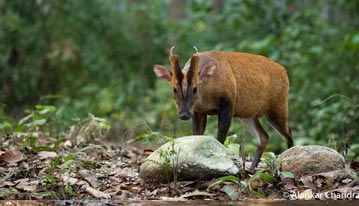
[0,0,358,158]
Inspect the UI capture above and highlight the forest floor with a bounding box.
[1,122,359,205]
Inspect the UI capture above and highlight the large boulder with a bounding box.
[277,145,346,177]
[140,136,240,183]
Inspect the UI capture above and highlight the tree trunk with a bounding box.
[169,0,186,22]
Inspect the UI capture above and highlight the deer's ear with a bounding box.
[154,65,171,82]
[200,62,217,80]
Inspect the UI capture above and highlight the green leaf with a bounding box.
[29,136,37,147]
[36,191,59,199]
[32,146,54,152]
[64,153,74,162]
[46,155,63,173]
[35,105,56,114]
[240,180,247,188]
[60,159,74,170]
[43,175,55,184]
[207,175,239,192]
[249,187,267,198]
[32,119,47,126]
[222,185,238,200]
[0,121,12,129]
[53,156,62,168]
[350,171,358,181]
[0,188,6,198]
[263,152,276,159]
[80,159,102,169]
[217,175,239,184]
[259,173,277,183]
[65,183,75,196]
[53,138,64,150]
[18,114,33,125]
[132,133,151,144]
[281,171,294,178]
[207,180,222,192]
[227,143,240,156]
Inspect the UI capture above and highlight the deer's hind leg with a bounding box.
[240,117,269,174]
[265,106,293,149]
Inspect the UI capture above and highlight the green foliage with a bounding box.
[350,171,359,181]
[159,138,181,185]
[206,152,294,198]
[207,175,247,200]
[207,175,240,191]
[347,144,359,162]
[42,152,76,197]
[281,171,295,179]
[248,152,294,198]
[16,105,57,135]
[64,182,75,196]
[141,136,180,185]
[130,130,172,146]
[1,0,358,154]
[0,104,12,133]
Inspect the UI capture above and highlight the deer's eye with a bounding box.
[173,87,177,93]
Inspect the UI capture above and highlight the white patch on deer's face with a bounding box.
[181,83,188,97]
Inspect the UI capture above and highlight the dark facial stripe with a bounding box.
[169,55,183,83]
[187,55,199,86]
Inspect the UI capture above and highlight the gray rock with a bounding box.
[277,145,346,176]
[140,135,240,183]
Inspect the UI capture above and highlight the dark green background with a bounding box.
[1,0,358,158]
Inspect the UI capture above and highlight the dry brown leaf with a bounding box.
[78,169,98,187]
[142,149,153,157]
[108,176,122,183]
[75,180,88,186]
[301,169,351,190]
[0,150,24,164]
[16,183,37,192]
[109,167,122,176]
[342,178,352,184]
[63,139,73,148]
[14,178,29,184]
[85,186,111,199]
[249,177,264,190]
[147,188,159,196]
[119,184,141,193]
[180,189,215,199]
[221,184,240,200]
[176,181,196,187]
[38,151,57,160]
[316,169,349,180]
[0,181,15,187]
[300,176,316,189]
[62,175,79,185]
[280,175,296,190]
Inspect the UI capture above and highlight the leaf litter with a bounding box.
[1,123,359,201]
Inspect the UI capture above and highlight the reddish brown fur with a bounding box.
[186,51,289,120]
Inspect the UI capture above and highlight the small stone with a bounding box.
[277,145,345,177]
[140,135,240,183]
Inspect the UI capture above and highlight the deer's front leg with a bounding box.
[217,98,233,143]
[192,111,207,135]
